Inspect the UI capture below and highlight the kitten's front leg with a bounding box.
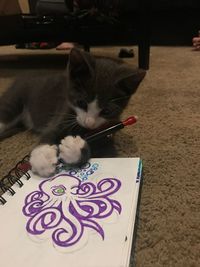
[59,136,90,166]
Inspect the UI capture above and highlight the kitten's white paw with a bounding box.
[59,136,86,164]
[30,144,58,177]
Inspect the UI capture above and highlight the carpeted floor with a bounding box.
[0,45,200,267]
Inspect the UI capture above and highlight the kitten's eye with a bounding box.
[100,108,110,116]
[77,100,87,110]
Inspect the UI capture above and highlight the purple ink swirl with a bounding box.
[22,173,121,250]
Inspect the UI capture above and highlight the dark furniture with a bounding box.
[0,1,151,70]
[1,0,198,69]
[150,1,200,45]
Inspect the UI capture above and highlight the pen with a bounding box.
[85,116,138,143]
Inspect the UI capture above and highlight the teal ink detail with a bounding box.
[55,162,99,181]
[136,160,142,183]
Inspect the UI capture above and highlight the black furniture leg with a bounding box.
[84,45,90,52]
[138,41,150,70]
[137,0,151,70]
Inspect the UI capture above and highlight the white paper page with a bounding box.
[120,161,142,267]
[0,158,140,267]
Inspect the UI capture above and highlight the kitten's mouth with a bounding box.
[83,122,111,138]
[76,121,97,131]
[76,117,102,130]
[79,123,99,130]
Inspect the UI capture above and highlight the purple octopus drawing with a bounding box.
[22,170,122,251]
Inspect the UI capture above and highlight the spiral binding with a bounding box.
[0,155,31,205]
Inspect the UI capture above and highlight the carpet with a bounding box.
[0,45,199,267]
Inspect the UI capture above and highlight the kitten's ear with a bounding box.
[115,67,146,95]
[68,48,95,79]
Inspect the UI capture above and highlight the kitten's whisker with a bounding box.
[62,116,76,122]
[72,121,82,131]
[48,112,77,119]
[66,121,77,128]
[68,123,79,133]
[65,118,76,123]
[64,121,77,127]
[67,116,76,119]
[63,115,77,121]
[111,95,129,102]
[66,120,78,128]
[68,114,76,118]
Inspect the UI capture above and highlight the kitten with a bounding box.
[0,48,145,177]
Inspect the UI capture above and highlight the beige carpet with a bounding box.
[0,45,200,267]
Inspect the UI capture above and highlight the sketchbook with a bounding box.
[0,157,142,267]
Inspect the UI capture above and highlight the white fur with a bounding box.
[0,122,5,134]
[74,99,106,129]
[30,144,58,177]
[22,109,34,129]
[59,136,85,164]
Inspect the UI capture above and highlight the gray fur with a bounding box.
[0,48,146,166]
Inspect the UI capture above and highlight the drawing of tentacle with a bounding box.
[26,207,62,235]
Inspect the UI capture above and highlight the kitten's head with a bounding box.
[67,48,146,130]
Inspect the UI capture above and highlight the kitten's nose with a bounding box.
[85,117,96,129]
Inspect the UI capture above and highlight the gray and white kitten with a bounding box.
[0,48,145,177]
